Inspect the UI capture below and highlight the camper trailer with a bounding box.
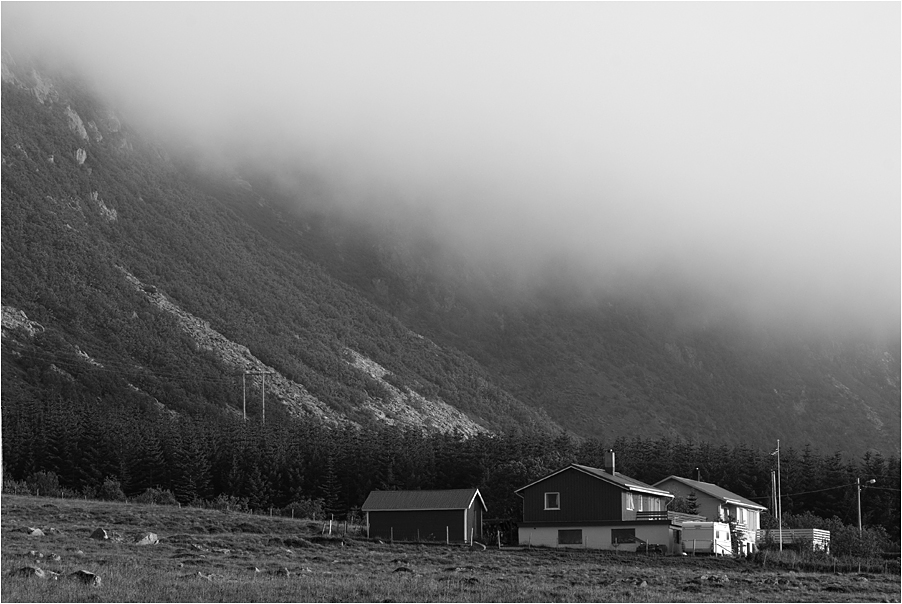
[680,521,732,556]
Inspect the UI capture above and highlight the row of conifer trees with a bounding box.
[3,387,898,545]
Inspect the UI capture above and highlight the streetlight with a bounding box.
[857,477,876,534]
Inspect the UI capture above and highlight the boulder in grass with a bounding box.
[69,570,101,587]
[133,532,159,545]
[14,565,47,579]
[90,528,109,540]
[26,527,45,537]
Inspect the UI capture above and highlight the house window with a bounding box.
[558,529,582,545]
[611,528,636,544]
[637,495,645,512]
[739,508,746,524]
[544,492,560,510]
[626,493,634,510]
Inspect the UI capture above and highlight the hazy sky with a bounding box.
[3,2,899,334]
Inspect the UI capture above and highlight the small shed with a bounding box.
[361,488,487,544]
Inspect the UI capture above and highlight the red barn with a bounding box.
[361,489,487,544]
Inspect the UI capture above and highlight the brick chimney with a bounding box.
[604,449,616,475]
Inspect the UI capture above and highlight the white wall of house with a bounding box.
[728,504,760,534]
[518,524,675,552]
[657,478,762,539]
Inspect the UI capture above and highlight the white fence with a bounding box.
[755,528,830,552]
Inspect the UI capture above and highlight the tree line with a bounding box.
[2,387,898,545]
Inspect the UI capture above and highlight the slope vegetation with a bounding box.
[1,54,898,455]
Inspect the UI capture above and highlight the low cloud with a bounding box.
[4,2,899,336]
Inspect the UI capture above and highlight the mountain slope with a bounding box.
[1,55,898,455]
[1,55,556,436]
[231,169,900,454]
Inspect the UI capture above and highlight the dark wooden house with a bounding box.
[361,489,487,544]
[515,451,681,551]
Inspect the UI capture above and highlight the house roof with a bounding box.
[514,463,674,498]
[361,488,487,512]
[651,476,767,511]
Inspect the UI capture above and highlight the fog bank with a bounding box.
[3,2,899,336]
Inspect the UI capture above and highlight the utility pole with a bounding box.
[771,440,783,552]
[243,370,275,423]
[857,477,876,534]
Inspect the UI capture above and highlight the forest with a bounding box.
[2,363,898,549]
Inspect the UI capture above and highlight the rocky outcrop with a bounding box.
[1,62,18,85]
[86,120,103,143]
[30,69,58,104]
[75,148,87,164]
[89,191,117,221]
[66,106,89,141]
[118,267,348,426]
[346,349,488,436]
[2,305,44,338]
[103,110,121,134]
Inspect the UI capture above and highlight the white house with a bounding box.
[652,474,767,554]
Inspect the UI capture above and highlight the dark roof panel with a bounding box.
[514,463,673,498]
[362,489,487,512]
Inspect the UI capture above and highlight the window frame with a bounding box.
[557,529,582,545]
[625,492,634,511]
[611,528,636,545]
[544,492,560,510]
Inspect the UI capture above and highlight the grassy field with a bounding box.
[2,494,899,602]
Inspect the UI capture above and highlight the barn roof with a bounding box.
[361,488,487,512]
[514,463,673,498]
[652,476,767,511]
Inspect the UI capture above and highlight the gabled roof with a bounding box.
[652,476,767,511]
[514,463,673,498]
[361,488,487,512]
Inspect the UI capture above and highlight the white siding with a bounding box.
[518,524,675,552]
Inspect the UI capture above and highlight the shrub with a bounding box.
[25,471,61,497]
[133,487,179,506]
[283,497,325,520]
[209,493,250,513]
[832,525,890,558]
[97,477,126,502]
[3,478,30,495]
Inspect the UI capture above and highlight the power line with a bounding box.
[747,482,858,500]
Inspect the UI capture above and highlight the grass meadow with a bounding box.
[2,494,899,602]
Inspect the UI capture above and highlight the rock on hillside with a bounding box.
[346,349,488,437]
[118,267,348,426]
